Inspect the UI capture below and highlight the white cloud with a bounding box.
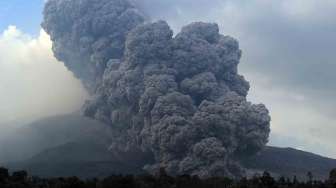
[246,71,336,158]
[0,26,88,126]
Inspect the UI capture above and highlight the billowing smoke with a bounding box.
[42,0,145,91]
[42,0,270,178]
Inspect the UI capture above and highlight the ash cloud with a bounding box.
[42,0,270,178]
[42,0,145,91]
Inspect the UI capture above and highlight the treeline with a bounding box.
[1,167,336,188]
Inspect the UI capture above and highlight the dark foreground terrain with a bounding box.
[1,167,336,188]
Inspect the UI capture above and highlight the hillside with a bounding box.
[0,114,111,163]
[7,142,145,178]
[7,143,336,179]
[243,146,336,180]
[1,114,336,179]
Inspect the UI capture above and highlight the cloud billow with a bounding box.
[42,0,270,178]
[0,26,87,125]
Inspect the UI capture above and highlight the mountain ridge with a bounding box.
[1,114,335,179]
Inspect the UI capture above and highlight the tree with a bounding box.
[293,175,299,185]
[261,171,276,188]
[11,170,28,182]
[0,167,9,182]
[330,168,336,185]
[307,171,313,184]
[278,176,286,186]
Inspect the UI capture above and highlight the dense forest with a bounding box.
[1,167,336,188]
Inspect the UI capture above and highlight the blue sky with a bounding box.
[1,0,336,158]
[0,0,44,35]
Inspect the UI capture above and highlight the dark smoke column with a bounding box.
[43,0,271,178]
[42,0,145,91]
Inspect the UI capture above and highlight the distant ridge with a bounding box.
[243,146,336,180]
[0,114,110,163]
[7,142,145,178]
[2,114,336,179]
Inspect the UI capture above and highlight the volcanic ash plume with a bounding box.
[42,0,145,91]
[43,0,271,178]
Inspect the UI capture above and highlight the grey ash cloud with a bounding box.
[42,0,145,91]
[132,0,336,158]
[42,0,270,178]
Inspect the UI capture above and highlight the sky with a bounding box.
[0,0,43,35]
[0,0,335,158]
[0,0,88,126]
